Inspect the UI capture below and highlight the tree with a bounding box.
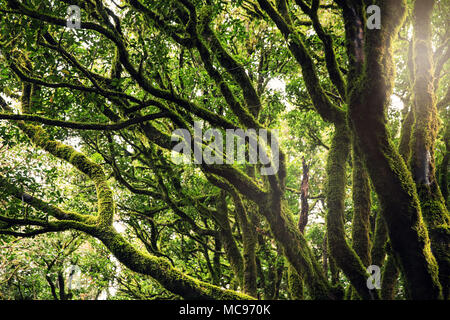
[0,0,448,300]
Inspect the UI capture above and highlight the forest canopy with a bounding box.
[0,0,448,300]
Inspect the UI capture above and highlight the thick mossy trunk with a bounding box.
[399,108,414,164]
[349,145,372,301]
[298,157,310,233]
[349,109,442,298]
[347,0,442,299]
[410,0,450,299]
[438,121,449,208]
[237,200,258,298]
[329,255,340,286]
[398,41,414,163]
[326,124,375,300]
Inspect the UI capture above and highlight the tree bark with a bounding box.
[351,141,372,267]
[326,124,375,300]
[298,157,310,233]
[410,0,450,299]
[381,254,400,300]
[347,0,442,299]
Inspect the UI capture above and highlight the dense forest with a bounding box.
[0,0,448,300]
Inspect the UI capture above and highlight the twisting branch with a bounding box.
[302,0,347,99]
[6,59,142,104]
[1,84,115,227]
[0,111,169,131]
[0,173,94,226]
[257,0,345,125]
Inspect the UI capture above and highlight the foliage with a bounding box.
[0,0,448,300]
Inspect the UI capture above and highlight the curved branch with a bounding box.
[6,0,117,41]
[0,173,94,226]
[7,60,142,104]
[0,112,169,131]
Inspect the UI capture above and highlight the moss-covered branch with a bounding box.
[93,226,252,299]
[259,200,335,299]
[18,122,115,228]
[198,5,263,118]
[302,0,347,99]
[6,59,141,104]
[409,0,450,298]
[0,112,169,131]
[380,253,400,300]
[347,0,443,299]
[257,0,345,125]
[370,211,388,267]
[215,191,245,288]
[326,124,375,300]
[0,174,95,226]
[351,141,372,267]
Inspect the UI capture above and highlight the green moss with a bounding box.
[215,193,244,288]
[326,124,375,300]
[287,264,304,299]
[346,0,443,298]
[380,254,399,300]
[257,198,334,299]
[17,121,115,227]
[95,227,253,300]
[371,212,388,267]
[198,5,261,118]
[351,140,372,267]
[408,0,449,298]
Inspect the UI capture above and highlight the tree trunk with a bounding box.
[410,0,450,299]
[351,140,372,267]
[381,254,400,300]
[347,0,442,299]
[298,157,310,233]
